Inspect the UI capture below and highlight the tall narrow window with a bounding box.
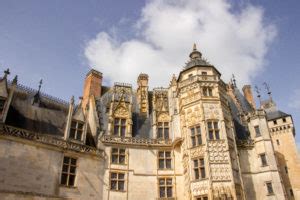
[285,166,288,174]
[193,158,206,180]
[114,118,126,136]
[254,125,261,137]
[158,151,172,169]
[273,120,277,125]
[290,189,294,197]
[202,87,213,97]
[260,153,268,166]
[110,172,125,191]
[111,148,126,164]
[207,121,220,140]
[276,139,280,145]
[69,121,84,141]
[157,122,169,139]
[61,156,77,187]
[191,126,202,147]
[159,178,173,198]
[283,118,287,123]
[266,182,274,195]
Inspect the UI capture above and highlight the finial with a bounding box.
[193,43,197,51]
[255,85,262,103]
[232,74,237,87]
[12,75,18,84]
[38,79,43,92]
[3,68,10,79]
[70,96,75,105]
[263,82,272,99]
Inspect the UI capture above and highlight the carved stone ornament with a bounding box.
[203,103,220,120]
[191,179,209,196]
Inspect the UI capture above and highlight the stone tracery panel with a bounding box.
[203,103,221,120]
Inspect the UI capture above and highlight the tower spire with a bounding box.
[189,43,202,59]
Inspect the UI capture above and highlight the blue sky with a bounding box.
[0,0,300,147]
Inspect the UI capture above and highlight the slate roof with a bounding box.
[266,110,289,121]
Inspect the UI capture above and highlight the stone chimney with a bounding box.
[242,85,256,109]
[82,69,102,110]
[137,73,149,116]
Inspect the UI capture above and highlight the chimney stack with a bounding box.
[82,69,102,110]
[242,85,256,109]
[137,73,149,116]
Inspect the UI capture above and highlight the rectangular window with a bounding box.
[0,98,5,112]
[191,126,202,147]
[276,139,280,145]
[61,156,77,187]
[207,121,220,140]
[283,118,287,123]
[193,158,206,180]
[159,178,173,198]
[110,172,125,191]
[266,182,274,195]
[158,151,172,169]
[254,125,261,137]
[285,166,288,174]
[157,122,169,139]
[273,120,277,125]
[111,148,126,164]
[196,196,208,200]
[202,87,213,97]
[260,153,268,166]
[114,118,126,136]
[69,121,84,141]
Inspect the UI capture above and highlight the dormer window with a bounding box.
[0,98,6,113]
[114,118,126,137]
[70,120,84,141]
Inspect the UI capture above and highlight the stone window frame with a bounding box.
[254,125,261,137]
[158,177,173,198]
[111,148,126,165]
[202,87,213,97]
[113,118,126,137]
[69,120,84,141]
[60,156,77,187]
[110,171,125,192]
[207,121,220,140]
[158,150,172,169]
[193,157,206,180]
[260,153,268,166]
[190,125,202,147]
[157,121,169,139]
[265,181,274,195]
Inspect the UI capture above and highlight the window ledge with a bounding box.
[110,189,126,193]
[267,193,275,196]
[59,185,77,189]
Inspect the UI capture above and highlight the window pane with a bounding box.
[166,159,171,169]
[192,137,196,147]
[209,89,213,96]
[158,128,163,138]
[119,149,125,154]
[114,126,119,135]
[77,123,84,129]
[111,180,117,190]
[160,187,165,197]
[200,168,206,178]
[208,122,212,129]
[209,131,214,140]
[63,157,70,164]
[164,122,169,127]
[71,121,77,128]
[111,173,117,179]
[71,158,77,165]
[194,169,199,179]
[213,122,218,129]
[200,159,204,166]
[194,160,198,167]
[196,126,201,134]
[62,165,68,172]
[69,174,75,186]
[158,122,163,127]
[76,131,82,141]
[167,187,172,197]
[159,179,165,185]
[164,128,169,139]
[119,155,125,164]
[114,118,120,125]
[197,135,202,145]
[69,129,76,139]
[215,131,220,140]
[165,152,171,157]
[191,128,195,135]
[118,173,125,180]
[118,181,124,191]
[112,148,118,154]
[112,155,118,163]
[121,119,126,126]
[159,160,164,169]
[61,174,67,185]
[121,127,126,137]
[70,166,76,174]
[159,152,164,158]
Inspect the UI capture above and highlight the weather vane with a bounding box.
[263,82,272,99]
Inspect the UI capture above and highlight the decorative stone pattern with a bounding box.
[185,106,202,127]
[203,103,221,120]
[0,125,104,157]
[191,179,209,197]
[210,164,231,181]
[101,135,172,147]
[208,140,229,163]
[190,145,206,158]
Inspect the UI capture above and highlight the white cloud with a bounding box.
[84,0,276,88]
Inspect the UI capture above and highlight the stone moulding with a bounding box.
[101,135,172,147]
[236,139,254,149]
[0,125,104,157]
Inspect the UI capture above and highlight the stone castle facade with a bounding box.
[0,45,299,199]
